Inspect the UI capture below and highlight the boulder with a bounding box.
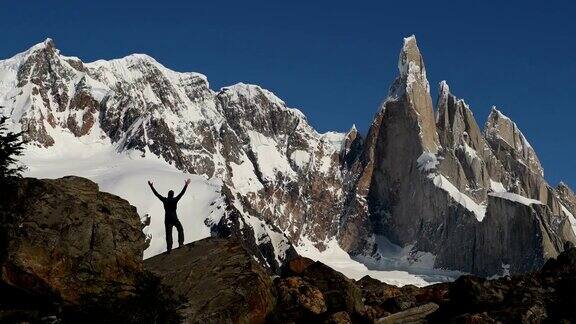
[144,237,275,323]
[274,276,327,322]
[324,311,353,324]
[0,176,148,304]
[357,275,403,304]
[376,302,439,324]
[282,256,315,276]
[300,261,365,316]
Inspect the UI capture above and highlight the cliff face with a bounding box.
[1,36,574,278]
[0,176,148,303]
[339,36,576,276]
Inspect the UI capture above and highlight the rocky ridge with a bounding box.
[1,176,576,323]
[148,236,576,323]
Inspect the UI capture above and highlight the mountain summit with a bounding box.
[1,37,574,280]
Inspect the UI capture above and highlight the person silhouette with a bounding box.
[148,179,191,253]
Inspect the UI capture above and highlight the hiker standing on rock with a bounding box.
[148,179,191,253]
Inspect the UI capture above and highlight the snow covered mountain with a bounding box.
[1,37,575,284]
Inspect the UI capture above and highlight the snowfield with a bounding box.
[296,237,460,287]
[20,127,225,259]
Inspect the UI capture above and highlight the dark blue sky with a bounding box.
[1,1,574,187]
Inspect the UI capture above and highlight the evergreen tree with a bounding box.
[0,111,27,179]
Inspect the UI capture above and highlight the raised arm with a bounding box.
[148,181,165,201]
[175,179,191,201]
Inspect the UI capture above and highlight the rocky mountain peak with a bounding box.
[438,80,450,101]
[558,181,574,193]
[398,36,426,83]
[436,80,483,150]
[485,106,543,176]
[41,37,55,49]
[22,38,57,56]
[349,123,357,132]
[387,35,438,153]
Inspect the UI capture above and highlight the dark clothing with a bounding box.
[165,218,184,252]
[149,183,188,252]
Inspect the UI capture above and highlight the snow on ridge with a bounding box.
[221,82,285,105]
[417,152,440,172]
[85,52,210,93]
[488,192,542,206]
[417,151,489,222]
[220,82,310,120]
[320,131,347,152]
[488,106,534,150]
[489,179,507,193]
[429,173,487,221]
[560,204,576,236]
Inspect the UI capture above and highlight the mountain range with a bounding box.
[1,36,574,283]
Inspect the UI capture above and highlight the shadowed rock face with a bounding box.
[0,176,148,304]
[144,238,276,324]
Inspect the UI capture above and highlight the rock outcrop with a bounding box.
[146,238,576,323]
[144,238,276,324]
[0,176,187,324]
[2,186,576,324]
[0,176,148,304]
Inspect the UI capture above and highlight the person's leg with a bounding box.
[174,219,185,248]
[165,221,174,253]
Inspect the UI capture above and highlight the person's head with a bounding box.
[168,190,174,198]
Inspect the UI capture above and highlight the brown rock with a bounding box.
[324,311,353,324]
[0,176,147,304]
[275,276,327,321]
[301,262,365,315]
[283,256,315,276]
[144,238,276,323]
[357,275,403,305]
[376,302,439,324]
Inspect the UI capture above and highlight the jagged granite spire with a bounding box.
[384,35,439,153]
[485,107,543,176]
[398,35,430,93]
[436,80,483,152]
